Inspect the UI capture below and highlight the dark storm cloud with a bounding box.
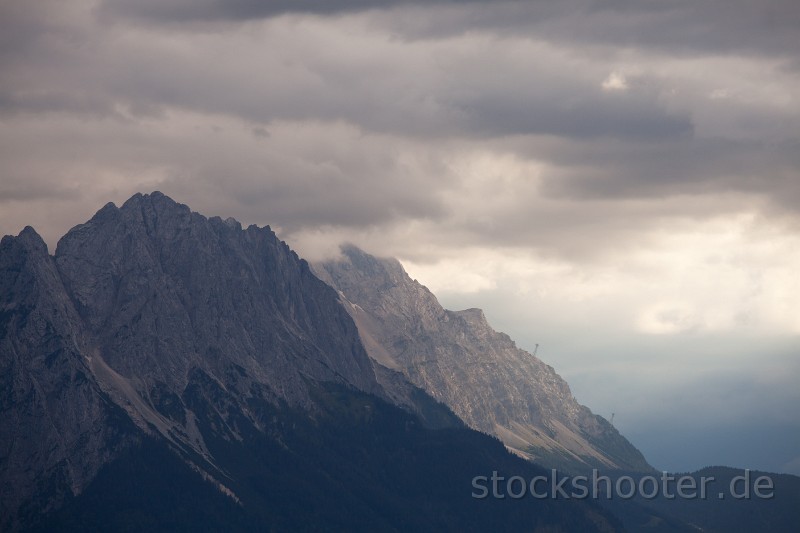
[372,0,800,59]
[100,0,800,62]
[99,0,489,23]
[0,3,697,144]
[455,86,693,140]
[536,137,800,201]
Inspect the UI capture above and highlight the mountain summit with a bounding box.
[54,191,380,404]
[315,245,652,473]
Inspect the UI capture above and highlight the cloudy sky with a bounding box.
[1,0,798,474]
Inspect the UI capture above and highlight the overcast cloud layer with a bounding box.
[1,0,798,474]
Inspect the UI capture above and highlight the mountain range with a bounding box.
[1,192,797,532]
[0,192,621,531]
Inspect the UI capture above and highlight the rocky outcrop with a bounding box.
[315,245,653,473]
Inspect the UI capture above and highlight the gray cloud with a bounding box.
[1,0,798,253]
[99,0,800,64]
[371,1,800,59]
[0,12,693,144]
[538,138,800,200]
[98,0,493,23]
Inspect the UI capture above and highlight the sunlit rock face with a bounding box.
[316,245,652,473]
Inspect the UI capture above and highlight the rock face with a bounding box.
[1,193,626,532]
[55,193,379,403]
[315,245,652,473]
[0,227,134,526]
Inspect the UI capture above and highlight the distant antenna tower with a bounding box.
[610,413,615,426]
[533,344,539,356]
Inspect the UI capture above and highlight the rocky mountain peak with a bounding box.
[12,226,48,253]
[53,192,379,403]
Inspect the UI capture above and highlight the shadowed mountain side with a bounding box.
[315,245,652,473]
[0,228,139,528]
[32,383,627,533]
[599,467,800,533]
